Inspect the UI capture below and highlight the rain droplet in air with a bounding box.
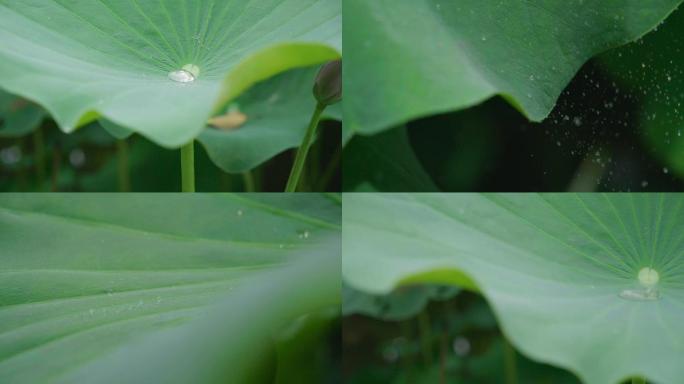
[168,64,200,83]
[619,267,661,301]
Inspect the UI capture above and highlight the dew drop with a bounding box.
[236,209,243,217]
[298,230,310,239]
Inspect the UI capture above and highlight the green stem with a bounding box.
[180,141,195,193]
[315,143,341,191]
[503,337,518,384]
[632,378,646,384]
[242,171,255,192]
[33,127,45,190]
[418,310,434,366]
[285,102,326,192]
[116,139,131,192]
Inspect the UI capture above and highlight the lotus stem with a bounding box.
[242,171,255,192]
[33,127,45,190]
[180,140,195,193]
[285,102,326,192]
[418,310,434,366]
[117,139,130,192]
[503,337,518,384]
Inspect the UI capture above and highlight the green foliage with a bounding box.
[343,193,683,384]
[198,66,342,173]
[343,283,459,321]
[0,0,341,148]
[0,194,341,383]
[599,6,684,178]
[343,0,680,137]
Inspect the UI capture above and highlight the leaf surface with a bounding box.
[343,0,681,136]
[343,193,684,384]
[0,193,340,383]
[0,0,341,148]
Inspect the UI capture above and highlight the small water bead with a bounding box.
[298,230,310,239]
[168,64,201,83]
[638,267,659,287]
[619,288,660,301]
[236,209,243,217]
[619,267,661,301]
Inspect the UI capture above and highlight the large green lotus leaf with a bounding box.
[197,65,342,173]
[96,66,342,173]
[56,248,341,384]
[343,193,684,384]
[343,0,681,136]
[0,0,341,148]
[0,193,340,383]
[599,6,684,177]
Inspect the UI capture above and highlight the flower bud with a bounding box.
[313,60,342,106]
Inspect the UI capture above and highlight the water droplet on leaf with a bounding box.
[168,64,200,83]
[619,267,661,301]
